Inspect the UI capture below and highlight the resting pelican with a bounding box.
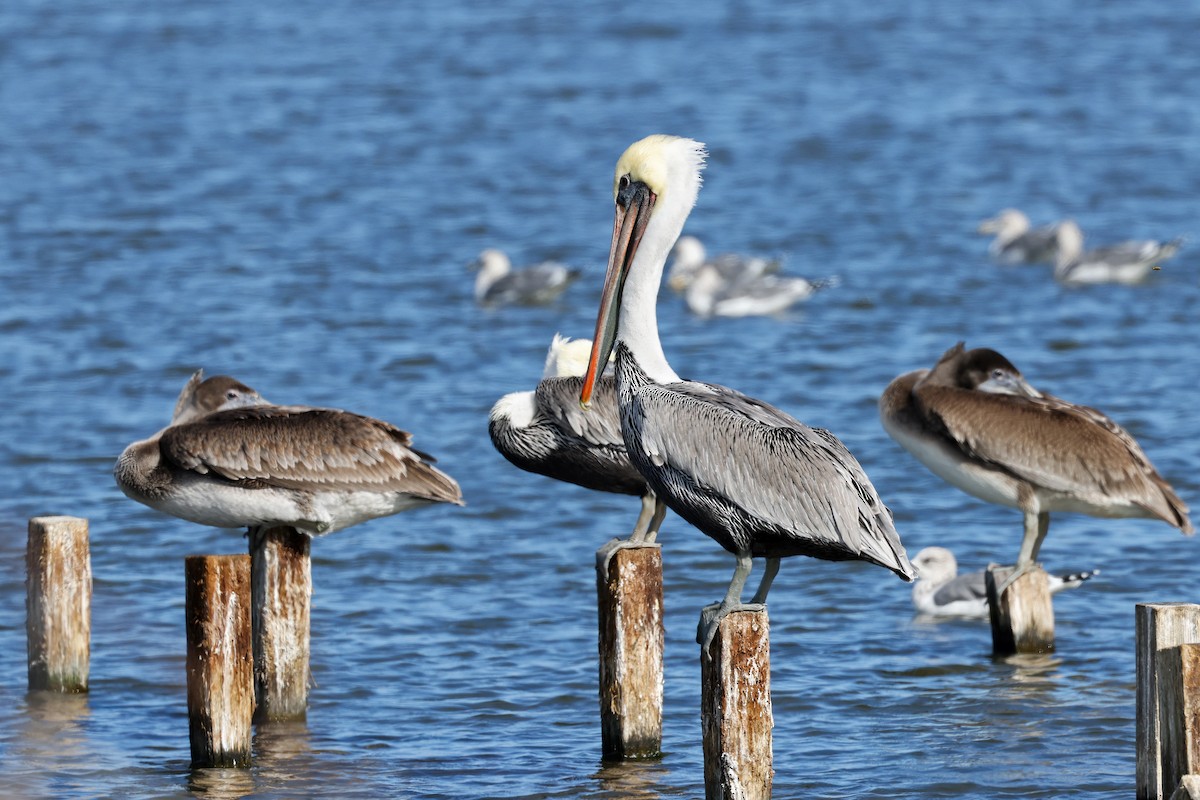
[1053,219,1183,285]
[666,234,779,293]
[488,334,666,547]
[115,371,464,534]
[471,248,581,306]
[911,546,1097,619]
[880,343,1192,580]
[977,209,1060,264]
[580,135,914,652]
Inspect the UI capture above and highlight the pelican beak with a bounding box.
[581,180,656,409]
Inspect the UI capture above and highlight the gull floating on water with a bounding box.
[580,135,915,654]
[471,248,581,306]
[115,371,464,535]
[683,263,835,318]
[488,334,666,549]
[880,343,1192,583]
[666,235,779,293]
[1053,219,1184,285]
[978,209,1060,264]
[911,546,1098,619]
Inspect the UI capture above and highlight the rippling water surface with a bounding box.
[2,1,1199,797]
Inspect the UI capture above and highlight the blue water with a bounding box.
[2,1,1198,797]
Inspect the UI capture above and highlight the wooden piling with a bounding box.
[596,542,664,759]
[185,554,253,768]
[1137,603,1200,800]
[985,564,1054,656]
[26,516,91,692]
[249,526,311,721]
[700,608,773,800]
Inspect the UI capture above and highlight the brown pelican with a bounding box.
[488,334,666,547]
[977,209,1060,264]
[471,248,581,306]
[880,343,1192,581]
[579,135,915,652]
[115,371,464,534]
[1053,219,1183,285]
[911,546,1097,619]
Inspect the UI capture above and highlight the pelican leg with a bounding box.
[628,493,656,543]
[698,551,764,659]
[641,495,667,545]
[1001,511,1051,593]
[596,495,664,583]
[749,557,781,605]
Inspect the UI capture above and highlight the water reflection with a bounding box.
[10,692,91,797]
[253,718,314,782]
[187,766,256,798]
[592,758,668,799]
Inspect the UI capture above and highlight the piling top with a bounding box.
[30,515,88,527]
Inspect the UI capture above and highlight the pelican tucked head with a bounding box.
[170,370,266,425]
[581,135,707,407]
[927,343,1043,398]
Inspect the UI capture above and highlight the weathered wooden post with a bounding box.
[985,564,1054,655]
[185,554,253,768]
[26,516,91,692]
[699,608,773,800]
[249,525,311,721]
[1137,603,1200,800]
[596,542,664,759]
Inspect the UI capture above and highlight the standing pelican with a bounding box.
[488,334,665,546]
[471,248,581,306]
[880,343,1192,580]
[115,371,464,534]
[911,546,1097,619]
[977,209,1060,264]
[1053,219,1183,285]
[580,135,914,651]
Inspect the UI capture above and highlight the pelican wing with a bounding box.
[537,375,625,448]
[161,406,463,503]
[914,384,1187,522]
[633,380,911,574]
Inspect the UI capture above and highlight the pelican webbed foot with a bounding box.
[697,600,767,660]
[997,560,1042,595]
[595,536,661,584]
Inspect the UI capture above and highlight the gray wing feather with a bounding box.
[538,376,625,447]
[635,380,910,572]
[931,571,987,606]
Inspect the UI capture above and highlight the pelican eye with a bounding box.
[619,175,630,191]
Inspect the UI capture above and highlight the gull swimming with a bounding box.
[880,343,1192,582]
[666,234,779,293]
[978,209,1060,264]
[488,334,665,548]
[683,263,835,318]
[471,248,581,306]
[115,371,464,535]
[911,546,1098,619]
[580,135,915,654]
[1053,219,1184,285]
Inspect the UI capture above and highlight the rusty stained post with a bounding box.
[985,564,1054,656]
[250,526,311,721]
[185,554,253,768]
[26,516,92,693]
[596,543,664,759]
[700,608,773,800]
